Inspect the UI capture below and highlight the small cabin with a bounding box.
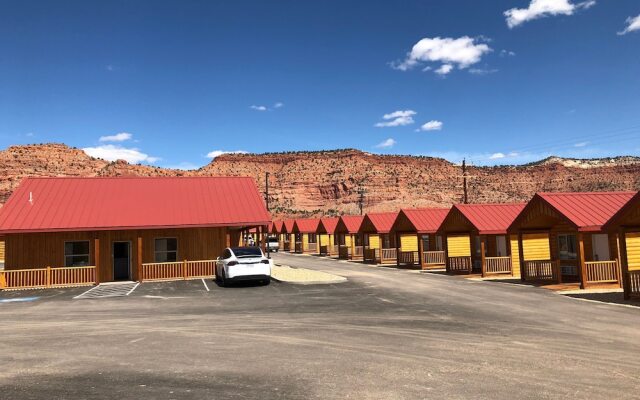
[0,177,271,287]
[282,219,296,252]
[390,208,449,269]
[292,218,321,254]
[317,217,340,256]
[359,212,398,265]
[438,204,525,277]
[335,216,365,260]
[271,220,285,248]
[602,191,640,299]
[508,192,635,289]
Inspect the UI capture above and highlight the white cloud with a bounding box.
[164,162,201,170]
[618,14,640,35]
[392,36,492,75]
[435,64,454,76]
[250,105,268,111]
[375,138,397,149]
[469,67,499,75]
[489,152,506,159]
[83,144,160,164]
[418,120,443,131]
[504,0,596,28]
[375,110,416,127]
[206,150,249,159]
[273,102,284,108]
[574,141,589,147]
[500,49,516,57]
[99,132,132,142]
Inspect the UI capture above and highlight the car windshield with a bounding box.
[232,247,263,258]
[268,237,278,242]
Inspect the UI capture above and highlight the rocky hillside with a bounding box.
[1,144,639,218]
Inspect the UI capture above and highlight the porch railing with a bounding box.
[584,260,619,284]
[485,256,512,275]
[447,256,472,274]
[338,245,350,259]
[353,246,364,258]
[295,241,303,253]
[307,243,318,252]
[283,242,291,251]
[423,251,445,266]
[381,248,397,262]
[523,260,559,282]
[320,244,338,255]
[0,266,97,290]
[629,271,640,298]
[363,248,377,263]
[141,260,215,281]
[398,251,419,265]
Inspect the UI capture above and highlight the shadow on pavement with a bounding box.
[563,292,640,307]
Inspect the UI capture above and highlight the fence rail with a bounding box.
[447,256,472,274]
[585,260,619,284]
[307,243,318,252]
[629,271,640,298]
[398,251,418,265]
[381,248,397,262]
[424,251,445,266]
[485,256,512,275]
[319,244,338,256]
[141,260,215,281]
[523,260,559,282]
[363,248,377,263]
[0,266,97,290]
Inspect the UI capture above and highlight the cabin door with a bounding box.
[113,241,131,281]
[591,234,610,261]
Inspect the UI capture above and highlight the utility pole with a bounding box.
[462,159,468,204]
[265,172,270,211]
[357,188,365,215]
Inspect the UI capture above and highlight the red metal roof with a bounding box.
[319,217,339,234]
[0,177,271,233]
[293,218,321,233]
[282,219,295,233]
[399,208,450,233]
[337,215,364,233]
[361,212,398,233]
[454,203,526,234]
[536,192,636,231]
[603,191,640,230]
[271,220,284,234]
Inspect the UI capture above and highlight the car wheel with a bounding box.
[262,278,271,286]
[220,269,227,287]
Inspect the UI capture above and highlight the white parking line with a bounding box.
[201,278,210,291]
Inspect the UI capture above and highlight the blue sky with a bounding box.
[1,0,639,168]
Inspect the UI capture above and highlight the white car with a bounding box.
[215,247,271,286]
[266,236,280,252]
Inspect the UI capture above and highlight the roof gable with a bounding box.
[293,218,321,233]
[335,215,364,234]
[318,217,339,234]
[271,220,284,234]
[441,203,526,235]
[282,219,295,233]
[603,191,640,230]
[391,208,449,233]
[0,177,271,233]
[359,212,398,234]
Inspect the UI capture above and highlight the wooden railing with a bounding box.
[307,243,318,252]
[0,266,97,290]
[523,260,559,282]
[141,260,215,281]
[629,271,640,298]
[423,251,445,266]
[398,251,419,265]
[363,248,377,263]
[283,242,291,251]
[381,248,397,262]
[338,245,350,259]
[295,242,303,253]
[320,244,338,255]
[585,260,619,284]
[485,256,512,275]
[353,246,363,257]
[447,256,472,274]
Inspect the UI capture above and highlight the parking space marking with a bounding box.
[74,281,139,299]
[202,278,210,291]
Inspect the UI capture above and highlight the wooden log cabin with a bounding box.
[0,177,271,286]
[390,208,449,269]
[271,220,285,249]
[438,203,525,277]
[508,192,635,289]
[282,219,296,252]
[292,218,321,254]
[602,191,640,299]
[359,212,398,265]
[335,215,365,260]
[317,217,340,256]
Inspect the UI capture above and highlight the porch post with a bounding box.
[417,234,424,269]
[506,235,514,277]
[137,236,143,282]
[94,238,100,285]
[395,232,401,267]
[578,232,587,289]
[443,233,449,273]
[618,228,630,299]
[350,234,355,260]
[518,232,525,282]
[480,235,487,278]
[379,234,383,264]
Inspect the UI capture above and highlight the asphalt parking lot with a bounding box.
[1,253,640,399]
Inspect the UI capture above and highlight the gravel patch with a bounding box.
[271,264,347,285]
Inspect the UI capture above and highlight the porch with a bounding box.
[338,244,364,260]
[364,248,397,264]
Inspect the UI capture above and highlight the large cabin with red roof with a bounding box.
[359,212,398,264]
[390,208,449,269]
[0,177,271,283]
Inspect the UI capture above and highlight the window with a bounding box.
[354,234,363,246]
[65,241,90,266]
[338,234,346,245]
[435,235,443,251]
[333,235,339,245]
[557,234,577,260]
[232,247,263,257]
[421,235,430,251]
[155,238,178,262]
[308,233,317,243]
[382,234,391,249]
